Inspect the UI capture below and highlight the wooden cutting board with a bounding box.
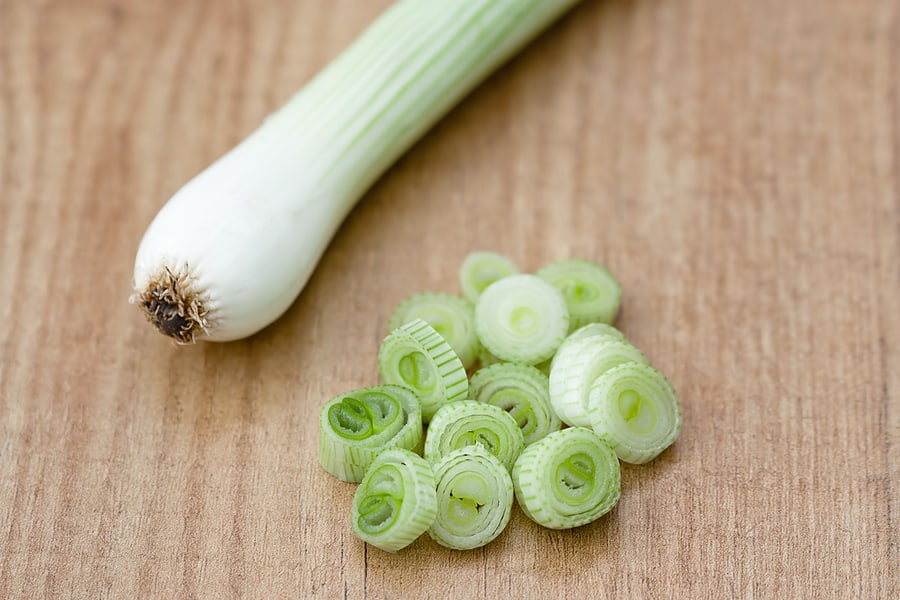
[1,0,897,597]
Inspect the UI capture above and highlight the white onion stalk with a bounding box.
[131,0,582,343]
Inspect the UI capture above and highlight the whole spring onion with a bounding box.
[378,319,468,423]
[130,0,583,343]
[350,448,438,553]
[475,274,569,365]
[319,384,422,482]
[468,362,561,445]
[548,337,649,427]
[588,362,682,464]
[428,445,514,550]
[458,251,519,303]
[512,427,621,529]
[387,293,480,370]
[536,258,622,331]
[423,400,525,471]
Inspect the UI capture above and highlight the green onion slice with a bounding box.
[351,448,438,553]
[549,338,649,428]
[319,384,423,483]
[474,274,569,365]
[424,400,524,471]
[469,363,561,445]
[536,258,621,330]
[512,427,621,529]
[387,292,480,370]
[459,251,519,303]
[428,446,514,550]
[550,323,628,372]
[588,363,682,464]
[379,318,468,423]
[565,322,627,345]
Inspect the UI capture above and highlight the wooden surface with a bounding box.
[1,0,898,597]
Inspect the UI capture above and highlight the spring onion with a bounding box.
[350,448,438,553]
[387,293,480,370]
[475,274,569,365]
[469,363,560,445]
[536,259,622,331]
[549,337,649,428]
[512,427,621,529]
[378,319,468,423]
[319,385,423,482]
[131,0,583,343]
[424,400,525,471]
[588,363,681,464]
[458,251,519,303]
[428,446,514,550]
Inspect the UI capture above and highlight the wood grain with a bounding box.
[1,0,898,597]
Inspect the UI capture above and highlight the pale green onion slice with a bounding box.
[387,292,480,370]
[512,427,620,529]
[319,385,423,482]
[424,400,524,471]
[459,251,519,303]
[588,363,681,464]
[550,323,628,373]
[565,322,627,345]
[475,274,569,365]
[469,363,561,445]
[379,318,468,423]
[428,446,514,550]
[536,259,621,330]
[549,338,649,428]
[351,448,438,553]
